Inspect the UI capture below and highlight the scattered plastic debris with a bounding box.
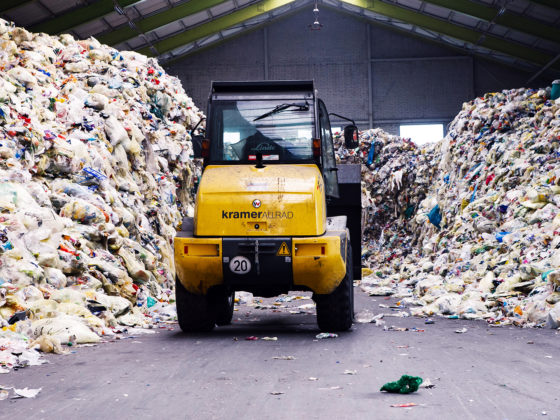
[13,387,42,398]
[420,378,436,389]
[316,332,338,339]
[272,355,296,360]
[0,386,42,399]
[383,326,425,332]
[354,309,376,323]
[381,375,423,394]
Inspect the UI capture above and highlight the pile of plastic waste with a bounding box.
[337,86,560,328]
[0,19,202,370]
[335,128,438,269]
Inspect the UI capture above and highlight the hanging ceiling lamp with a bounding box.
[309,1,323,30]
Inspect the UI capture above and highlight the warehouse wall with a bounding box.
[166,7,550,135]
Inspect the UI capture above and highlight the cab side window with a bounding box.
[318,100,339,199]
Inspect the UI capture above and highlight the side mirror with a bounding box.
[343,125,359,149]
[192,134,204,158]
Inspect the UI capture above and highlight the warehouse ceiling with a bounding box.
[2,0,559,79]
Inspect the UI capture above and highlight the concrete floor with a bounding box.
[1,288,559,420]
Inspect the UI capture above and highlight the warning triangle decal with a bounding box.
[277,242,291,256]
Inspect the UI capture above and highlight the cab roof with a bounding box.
[211,80,315,94]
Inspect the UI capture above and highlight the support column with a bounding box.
[367,24,373,128]
[263,26,269,80]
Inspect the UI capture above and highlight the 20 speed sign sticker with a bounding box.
[229,256,251,274]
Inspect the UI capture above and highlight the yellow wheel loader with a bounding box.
[174,81,361,332]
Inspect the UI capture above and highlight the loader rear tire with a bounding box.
[175,277,215,332]
[315,243,354,332]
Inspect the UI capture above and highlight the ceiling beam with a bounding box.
[528,0,560,11]
[138,0,298,57]
[162,3,307,65]
[340,0,559,69]
[29,0,142,34]
[0,1,33,13]
[161,2,558,81]
[422,0,560,44]
[97,0,228,46]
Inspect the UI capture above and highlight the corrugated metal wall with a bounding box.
[165,7,549,135]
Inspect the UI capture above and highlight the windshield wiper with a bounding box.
[253,102,309,121]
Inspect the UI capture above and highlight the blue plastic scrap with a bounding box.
[470,183,478,202]
[83,167,107,180]
[428,204,442,229]
[541,270,555,281]
[464,162,482,181]
[367,143,375,165]
[495,231,511,243]
[498,204,508,214]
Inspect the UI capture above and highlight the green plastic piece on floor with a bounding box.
[380,375,423,394]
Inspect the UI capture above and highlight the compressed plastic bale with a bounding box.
[474,217,495,233]
[104,115,129,147]
[529,204,558,224]
[495,275,523,294]
[525,295,552,324]
[457,292,487,318]
[415,275,443,296]
[23,228,62,257]
[0,182,39,212]
[88,48,112,62]
[49,288,87,305]
[60,198,107,224]
[17,260,44,283]
[546,303,560,329]
[17,286,44,304]
[57,303,104,328]
[519,264,542,281]
[27,299,59,320]
[65,61,89,73]
[29,335,66,354]
[31,315,100,344]
[433,293,462,315]
[93,293,132,317]
[445,278,465,294]
[43,268,68,289]
[116,306,147,327]
[87,255,130,284]
[478,272,495,294]
[521,200,546,210]
[117,280,138,303]
[548,271,560,287]
[7,67,37,87]
[118,247,150,283]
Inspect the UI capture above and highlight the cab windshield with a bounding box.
[208,100,315,163]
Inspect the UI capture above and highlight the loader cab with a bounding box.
[199,81,340,199]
